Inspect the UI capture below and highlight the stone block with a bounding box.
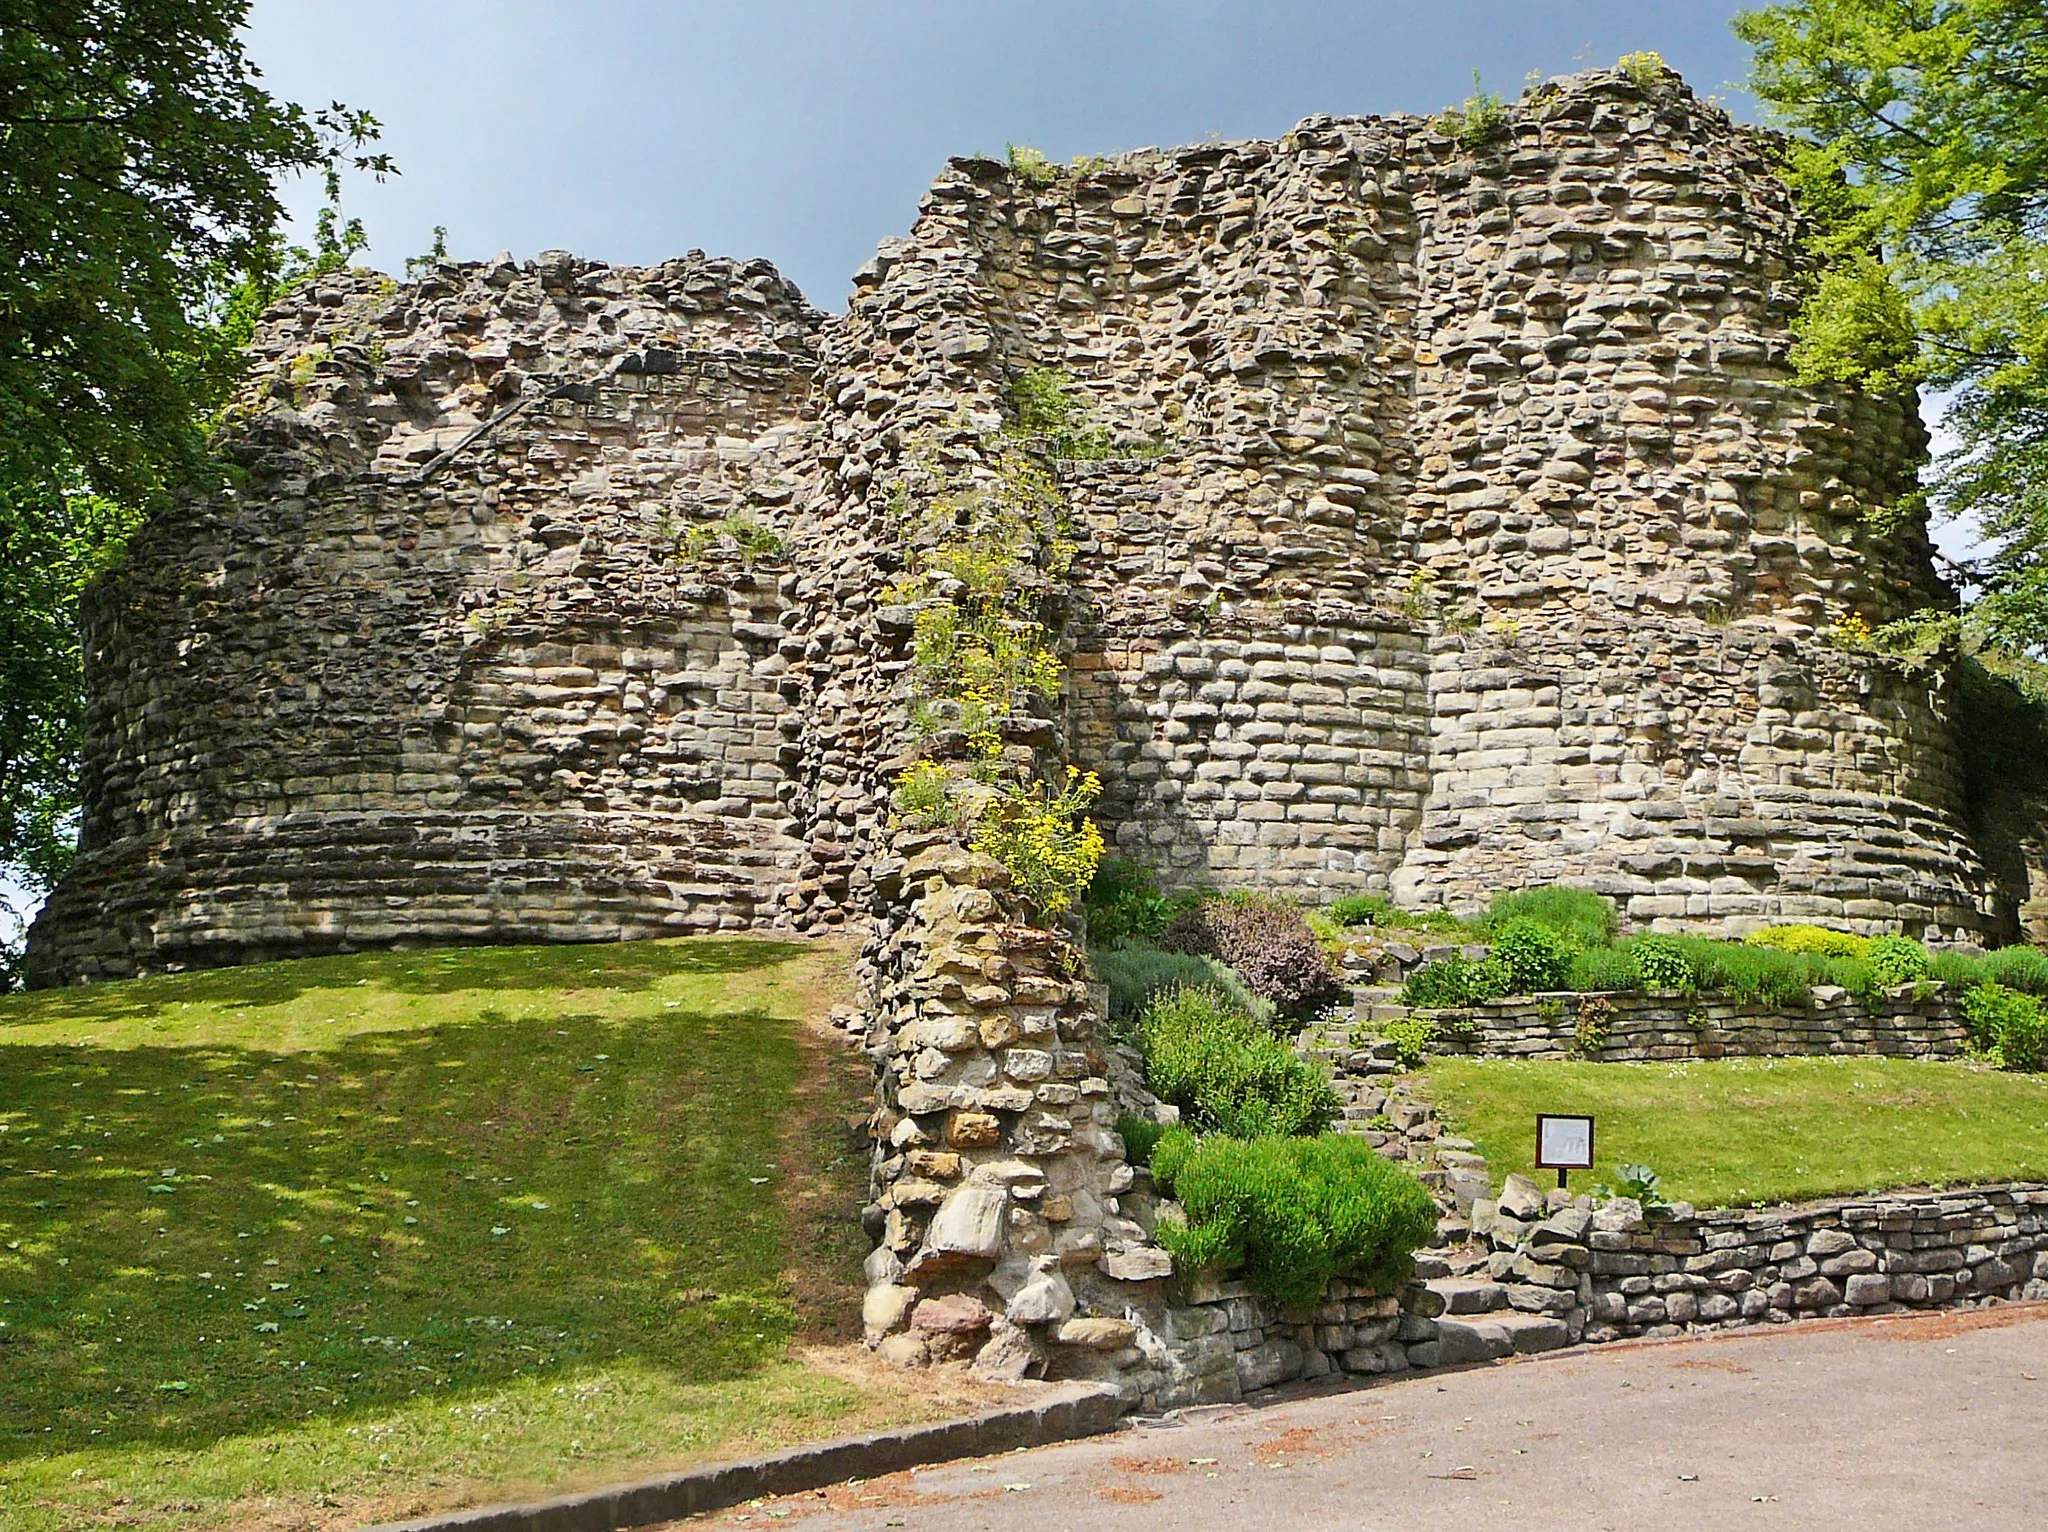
[924,1186,1007,1260]
[1434,1317,1512,1364]
[1055,1316,1139,1350]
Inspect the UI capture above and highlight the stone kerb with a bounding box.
[1351,987,1971,1065]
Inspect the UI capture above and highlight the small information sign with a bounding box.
[1535,1113,1595,1189]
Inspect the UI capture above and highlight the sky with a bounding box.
[245,1,1766,312]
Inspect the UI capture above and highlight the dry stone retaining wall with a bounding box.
[1325,986,1972,1065]
[1474,1179,2048,1348]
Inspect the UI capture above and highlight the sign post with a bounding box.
[1535,1113,1595,1192]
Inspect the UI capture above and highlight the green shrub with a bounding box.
[1325,894,1471,935]
[1485,916,1576,994]
[1961,981,2048,1071]
[1162,896,1346,1020]
[1400,952,1510,1009]
[1084,857,1189,945]
[1866,934,1933,988]
[1482,885,1618,950]
[1136,985,1340,1138]
[1094,942,1271,1027]
[1382,1012,1437,1069]
[1983,946,2048,996]
[1569,944,1641,992]
[1327,894,1395,928]
[1630,935,1695,993]
[1745,924,1871,959]
[1931,948,1990,990]
[1151,1133,1439,1308]
[1117,1114,1169,1167]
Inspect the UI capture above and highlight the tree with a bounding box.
[1734,1,2048,647]
[0,1,391,928]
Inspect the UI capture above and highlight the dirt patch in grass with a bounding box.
[775,999,875,1343]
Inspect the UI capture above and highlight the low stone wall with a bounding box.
[1102,1180,2048,1409]
[1348,987,1970,1065]
[1469,1179,2048,1350]
[1139,1273,1440,1408]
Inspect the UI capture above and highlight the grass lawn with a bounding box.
[1426,1056,2048,1209]
[0,937,988,1531]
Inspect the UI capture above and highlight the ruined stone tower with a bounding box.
[26,67,2020,985]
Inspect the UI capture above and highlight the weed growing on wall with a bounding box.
[1009,367,1116,460]
[1005,144,1059,186]
[1435,70,1508,148]
[883,417,1105,920]
[1617,51,1667,89]
[674,513,786,568]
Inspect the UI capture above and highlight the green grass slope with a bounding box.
[0,937,974,1532]
[1427,1056,2048,1208]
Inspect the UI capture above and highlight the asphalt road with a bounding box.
[693,1306,2048,1530]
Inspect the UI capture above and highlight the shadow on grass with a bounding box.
[0,990,844,1463]
[3,936,813,1029]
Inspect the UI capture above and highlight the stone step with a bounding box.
[1426,1276,1509,1315]
[1432,1309,1571,1364]
[1446,1245,1493,1277]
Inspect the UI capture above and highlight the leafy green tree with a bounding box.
[0,1,390,927]
[1735,1,2048,645]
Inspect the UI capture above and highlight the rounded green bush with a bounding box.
[1866,934,1933,988]
[1961,980,2047,1071]
[1136,984,1340,1138]
[1152,1133,1439,1308]
[1327,894,1394,928]
[1094,942,1271,1027]
[1400,952,1510,1008]
[1486,916,1575,994]
[1631,935,1695,993]
[1569,944,1641,992]
[1482,885,1618,950]
[1982,946,2048,996]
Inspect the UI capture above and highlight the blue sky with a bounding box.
[248,1,1765,311]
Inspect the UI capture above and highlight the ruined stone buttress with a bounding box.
[26,69,2036,986]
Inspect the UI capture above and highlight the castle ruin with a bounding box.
[27,68,2025,986]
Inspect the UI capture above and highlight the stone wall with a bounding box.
[852,833,1177,1382]
[30,64,2025,984]
[1322,986,1971,1065]
[28,255,823,984]
[1472,1178,2048,1349]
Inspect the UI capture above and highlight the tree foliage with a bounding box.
[0,1,390,912]
[1735,1,2048,643]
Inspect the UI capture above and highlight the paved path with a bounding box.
[690,1306,2048,1530]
